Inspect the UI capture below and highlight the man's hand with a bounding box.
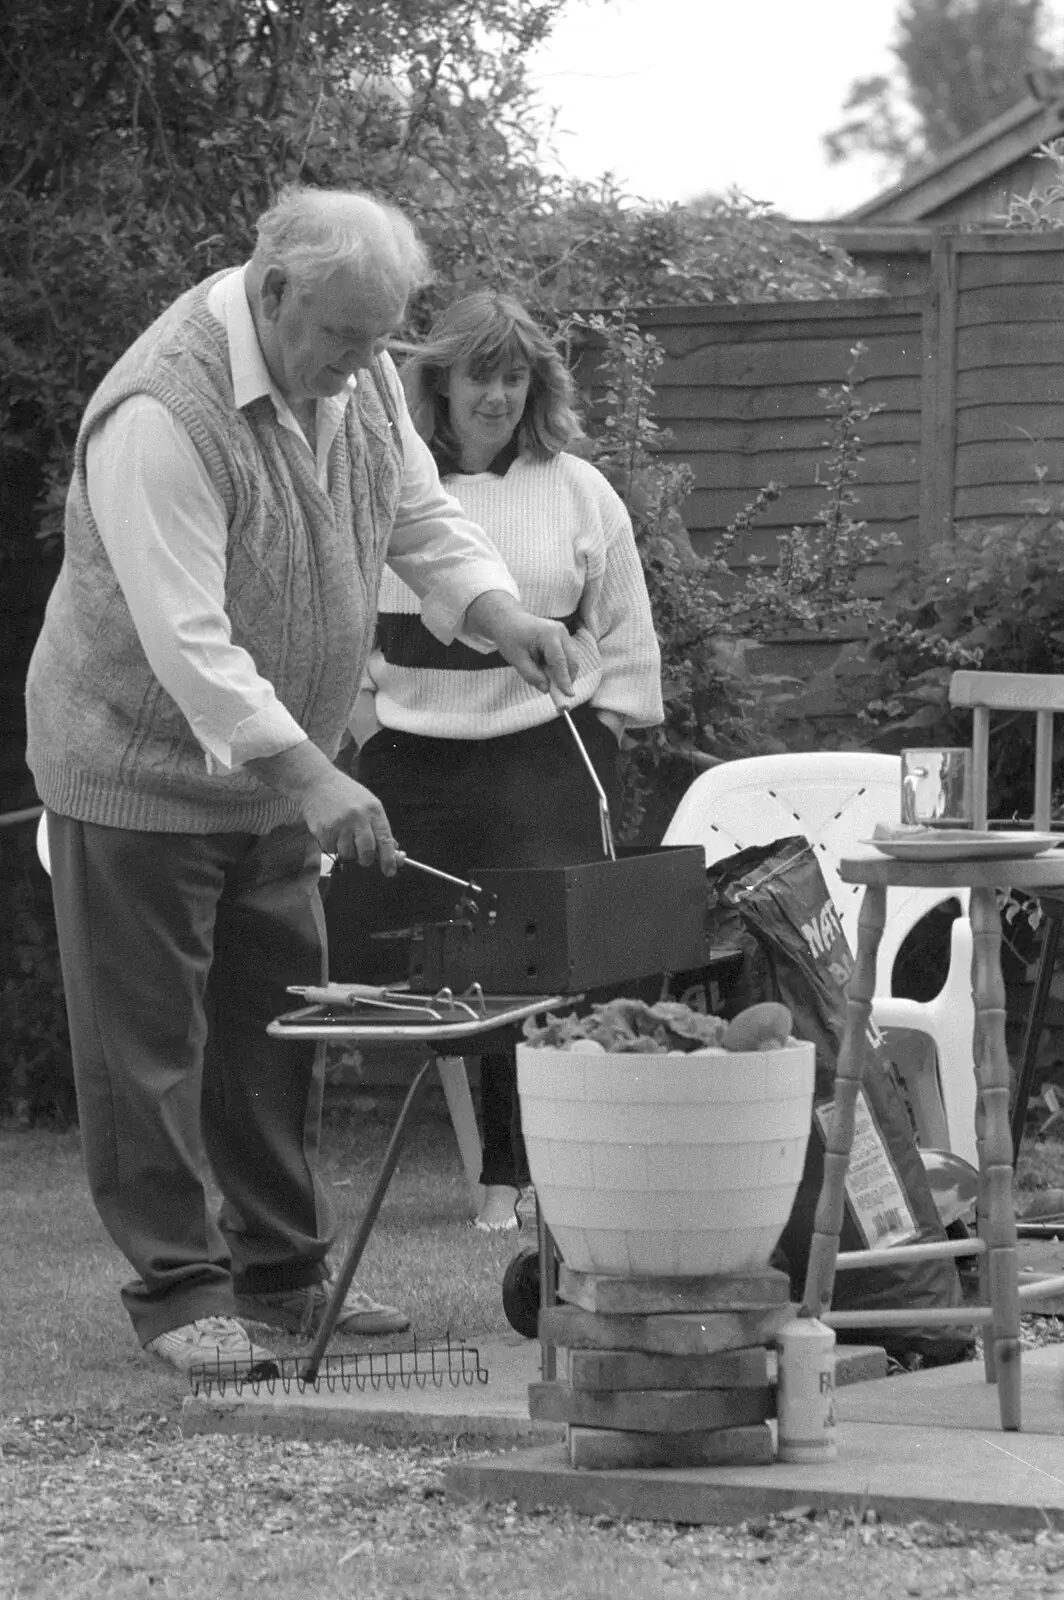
[247,740,399,871]
[464,590,579,697]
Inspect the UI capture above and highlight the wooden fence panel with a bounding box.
[923,234,1064,541]
[625,299,924,591]
[606,240,1064,742]
[618,234,1064,588]
[651,373,919,422]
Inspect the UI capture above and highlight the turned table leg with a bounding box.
[803,884,886,1321]
[969,885,1022,1430]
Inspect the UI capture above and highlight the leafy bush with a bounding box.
[858,514,1064,821]
[1,0,876,557]
[725,344,900,637]
[827,509,1064,983]
[571,322,902,838]
[0,0,878,1115]
[998,136,1064,230]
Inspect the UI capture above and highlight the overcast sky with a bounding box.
[525,0,1060,219]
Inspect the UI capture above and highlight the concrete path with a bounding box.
[182,1332,1064,1533]
[445,1345,1064,1535]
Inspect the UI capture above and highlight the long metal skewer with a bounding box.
[549,687,617,860]
[396,853,482,896]
[321,849,480,896]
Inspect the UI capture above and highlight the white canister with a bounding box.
[776,1311,837,1463]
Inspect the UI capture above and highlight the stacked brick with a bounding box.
[527,1266,794,1470]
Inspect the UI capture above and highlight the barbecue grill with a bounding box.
[266,704,724,1385]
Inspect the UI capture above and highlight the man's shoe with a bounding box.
[234,1282,410,1337]
[145,1316,279,1378]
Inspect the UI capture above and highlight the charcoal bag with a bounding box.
[704,834,972,1367]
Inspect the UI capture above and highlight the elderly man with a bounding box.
[25,185,578,1378]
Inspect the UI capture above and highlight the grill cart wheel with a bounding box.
[501,1247,542,1339]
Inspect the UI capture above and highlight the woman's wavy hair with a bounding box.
[401,291,584,475]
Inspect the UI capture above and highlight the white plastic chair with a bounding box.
[661,752,978,1166]
[36,813,485,1208]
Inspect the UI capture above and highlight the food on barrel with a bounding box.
[522,997,796,1055]
[719,1002,793,1053]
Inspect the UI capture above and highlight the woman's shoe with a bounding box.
[474,1184,520,1231]
[514,1185,537,1231]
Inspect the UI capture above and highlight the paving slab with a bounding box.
[180,1334,885,1448]
[445,1423,1064,1536]
[1017,1235,1064,1313]
[445,1345,1064,1536]
[837,1341,1064,1433]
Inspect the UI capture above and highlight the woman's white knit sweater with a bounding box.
[361,453,664,740]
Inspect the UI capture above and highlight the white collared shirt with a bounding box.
[84,266,516,771]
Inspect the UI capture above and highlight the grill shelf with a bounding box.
[267,991,569,1045]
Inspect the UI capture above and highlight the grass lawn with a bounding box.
[0,1095,521,1416]
[4,1095,1064,1599]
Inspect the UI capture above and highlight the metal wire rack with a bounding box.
[188,1334,489,1400]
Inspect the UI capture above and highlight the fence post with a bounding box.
[920,233,959,549]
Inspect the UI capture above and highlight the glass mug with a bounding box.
[900,748,973,828]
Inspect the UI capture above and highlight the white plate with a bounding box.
[862,832,1061,862]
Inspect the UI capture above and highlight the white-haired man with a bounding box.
[25,186,579,1378]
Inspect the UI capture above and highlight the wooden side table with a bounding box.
[802,848,1064,1433]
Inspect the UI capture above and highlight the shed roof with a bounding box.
[842,72,1064,224]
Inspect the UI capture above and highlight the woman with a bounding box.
[326,290,664,1229]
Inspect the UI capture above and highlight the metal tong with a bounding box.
[286,981,485,1021]
[549,685,617,860]
[396,852,482,897]
[287,981,444,1018]
[322,847,480,897]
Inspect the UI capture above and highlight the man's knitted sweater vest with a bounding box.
[26,271,404,833]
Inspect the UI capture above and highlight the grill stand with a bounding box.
[267,992,572,1383]
[303,1055,435,1385]
[538,1207,559,1383]
[268,946,743,1385]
